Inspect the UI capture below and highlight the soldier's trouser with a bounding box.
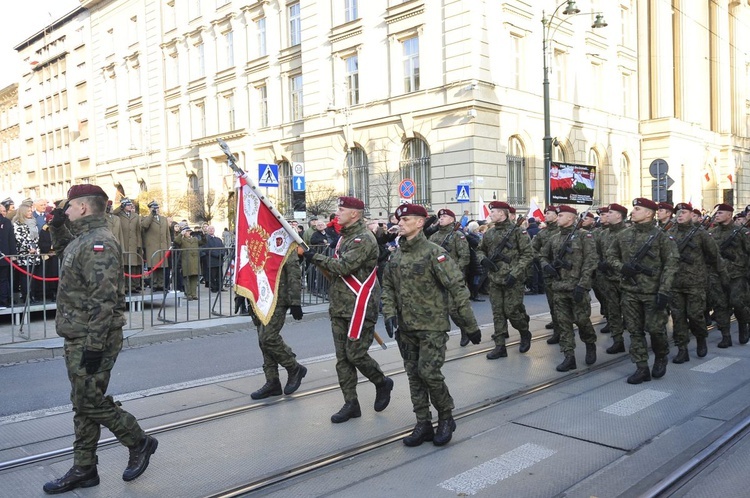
[592,274,608,318]
[488,281,529,346]
[552,290,596,354]
[331,317,386,402]
[670,288,707,347]
[184,275,199,299]
[621,291,669,366]
[150,268,165,288]
[544,283,557,326]
[599,278,624,342]
[64,336,145,467]
[258,304,297,381]
[397,329,454,422]
[707,275,750,331]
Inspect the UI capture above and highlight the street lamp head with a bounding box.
[562,1,580,15]
[592,14,608,29]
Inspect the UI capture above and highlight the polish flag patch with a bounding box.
[93,242,105,252]
[353,238,362,243]
[437,254,447,263]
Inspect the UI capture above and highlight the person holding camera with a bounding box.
[173,226,204,300]
[141,200,171,291]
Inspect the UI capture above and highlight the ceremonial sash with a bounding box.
[335,236,378,340]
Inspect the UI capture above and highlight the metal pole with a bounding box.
[542,19,552,207]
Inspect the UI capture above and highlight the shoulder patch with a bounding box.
[353,237,362,243]
[436,254,447,263]
[585,233,593,238]
[522,230,527,234]
[93,242,105,252]
[668,235,675,241]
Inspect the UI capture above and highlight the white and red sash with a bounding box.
[335,236,378,340]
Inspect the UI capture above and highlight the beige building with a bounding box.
[0,83,20,201]
[10,0,750,223]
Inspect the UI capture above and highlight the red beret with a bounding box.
[657,202,674,212]
[488,201,510,210]
[508,206,517,214]
[544,205,557,214]
[556,205,577,215]
[597,206,609,215]
[675,202,692,212]
[633,198,658,211]
[394,203,428,220]
[714,203,734,213]
[67,184,108,201]
[736,211,747,218]
[437,208,455,218]
[584,211,595,219]
[692,209,702,216]
[608,203,628,216]
[338,196,365,210]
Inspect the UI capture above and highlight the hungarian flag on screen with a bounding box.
[234,175,298,325]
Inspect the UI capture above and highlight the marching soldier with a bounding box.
[656,202,674,229]
[532,206,560,342]
[707,203,750,347]
[428,208,473,346]
[597,204,629,354]
[539,205,597,371]
[302,196,393,423]
[476,201,533,359]
[382,203,481,446]
[606,198,679,384]
[668,203,723,362]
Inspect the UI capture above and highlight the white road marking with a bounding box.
[690,357,741,373]
[438,443,556,495]
[600,389,671,417]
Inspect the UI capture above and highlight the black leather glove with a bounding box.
[290,305,303,320]
[480,258,499,273]
[573,285,587,303]
[621,262,638,279]
[542,264,559,278]
[655,292,670,311]
[302,249,317,264]
[384,316,398,338]
[424,215,437,228]
[80,349,104,375]
[49,208,67,228]
[504,274,516,287]
[466,329,481,344]
[597,261,611,273]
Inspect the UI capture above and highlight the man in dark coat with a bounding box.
[0,203,17,308]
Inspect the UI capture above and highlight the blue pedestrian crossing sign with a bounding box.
[456,184,470,202]
[258,163,279,187]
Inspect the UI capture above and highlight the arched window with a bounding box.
[553,142,565,162]
[618,154,630,204]
[188,174,199,194]
[345,146,369,208]
[400,138,431,208]
[507,137,526,205]
[278,160,293,217]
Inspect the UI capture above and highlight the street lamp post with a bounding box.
[542,1,607,206]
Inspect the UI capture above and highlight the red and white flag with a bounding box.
[478,195,490,220]
[528,198,544,221]
[234,176,298,325]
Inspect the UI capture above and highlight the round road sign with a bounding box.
[399,178,416,199]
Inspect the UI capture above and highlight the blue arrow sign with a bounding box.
[258,163,279,187]
[293,176,306,192]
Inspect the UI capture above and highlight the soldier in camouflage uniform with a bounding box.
[606,197,679,384]
[43,185,157,495]
[532,206,560,342]
[667,202,723,362]
[656,202,674,229]
[382,203,481,447]
[596,204,629,354]
[707,203,750,347]
[476,201,533,359]
[248,257,307,399]
[303,196,393,423]
[428,208,473,346]
[539,205,597,371]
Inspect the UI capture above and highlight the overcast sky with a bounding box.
[0,0,80,88]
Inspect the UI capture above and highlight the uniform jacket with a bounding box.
[606,221,679,294]
[475,219,533,285]
[0,215,17,266]
[311,218,380,322]
[540,225,597,292]
[51,215,126,354]
[117,210,142,266]
[668,221,724,290]
[141,213,171,267]
[173,232,205,276]
[382,230,478,333]
[105,212,123,247]
[277,257,302,308]
[597,222,626,282]
[531,220,559,258]
[429,224,470,270]
[708,222,750,279]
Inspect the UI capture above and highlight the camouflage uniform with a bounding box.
[476,219,533,347]
[429,224,472,336]
[309,218,386,402]
[708,222,750,342]
[532,221,560,328]
[597,221,627,346]
[256,258,303,382]
[540,226,597,356]
[382,231,479,422]
[51,215,146,467]
[606,223,679,367]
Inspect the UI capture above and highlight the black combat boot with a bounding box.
[374,377,394,412]
[652,356,668,378]
[696,336,708,357]
[585,343,597,365]
[717,331,732,348]
[486,345,507,359]
[403,421,435,447]
[672,347,690,364]
[250,378,283,400]
[606,341,625,354]
[545,321,555,329]
[43,465,99,494]
[519,331,532,353]
[331,400,361,423]
[627,366,652,384]
[546,332,560,345]
[739,323,750,345]
[459,330,470,347]
[284,364,307,395]
[600,323,611,334]
[433,418,456,446]
[122,435,158,482]
[556,354,577,372]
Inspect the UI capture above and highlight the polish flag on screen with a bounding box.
[234,175,298,325]
[478,195,490,219]
[528,199,544,221]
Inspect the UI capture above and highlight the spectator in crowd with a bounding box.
[0,203,16,309]
[310,220,331,247]
[302,219,317,245]
[202,226,226,293]
[1,197,15,220]
[173,226,205,300]
[325,213,341,248]
[12,203,41,304]
[33,198,48,232]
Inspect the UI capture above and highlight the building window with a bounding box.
[223,30,234,68]
[190,0,202,20]
[128,16,138,46]
[553,50,565,101]
[290,74,303,121]
[167,107,180,148]
[165,52,179,88]
[621,72,632,117]
[289,2,301,47]
[345,0,358,22]
[510,35,521,89]
[256,17,267,57]
[507,137,526,205]
[129,116,142,151]
[590,62,603,110]
[345,147,368,206]
[258,84,268,127]
[278,160,293,216]
[222,93,235,131]
[192,101,206,138]
[402,36,419,93]
[128,63,140,99]
[191,42,205,80]
[165,1,176,31]
[400,138,431,208]
[553,142,565,162]
[345,55,359,106]
[619,153,629,204]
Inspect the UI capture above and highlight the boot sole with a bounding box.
[403,433,434,447]
[44,475,100,494]
[122,438,158,482]
[284,366,307,395]
[331,412,361,424]
[374,378,394,412]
